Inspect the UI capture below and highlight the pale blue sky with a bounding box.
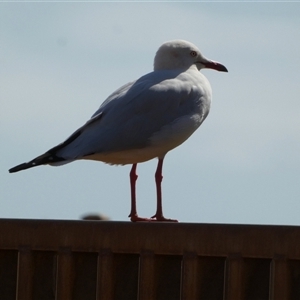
[1,3,300,224]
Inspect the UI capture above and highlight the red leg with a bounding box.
[128,164,138,219]
[128,164,152,222]
[151,158,178,222]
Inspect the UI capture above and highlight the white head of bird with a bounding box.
[154,40,228,72]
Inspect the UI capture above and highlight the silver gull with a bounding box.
[9,40,228,222]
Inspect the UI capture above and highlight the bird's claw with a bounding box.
[150,214,179,222]
[129,214,153,222]
[129,214,178,222]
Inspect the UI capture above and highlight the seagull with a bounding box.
[9,40,227,222]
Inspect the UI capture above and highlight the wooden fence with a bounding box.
[0,219,300,299]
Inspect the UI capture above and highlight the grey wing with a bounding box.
[8,71,207,172]
[55,75,204,160]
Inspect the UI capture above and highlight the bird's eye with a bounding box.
[190,51,197,57]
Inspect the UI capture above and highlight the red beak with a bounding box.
[203,60,228,72]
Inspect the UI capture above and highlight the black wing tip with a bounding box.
[8,167,17,173]
[9,162,35,173]
[9,119,86,174]
[9,154,46,173]
[8,168,16,173]
[9,152,67,174]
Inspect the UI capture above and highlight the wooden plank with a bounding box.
[96,248,114,300]
[1,220,300,259]
[55,248,74,300]
[224,254,243,300]
[181,252,198,299]
[286,259,300,300]
[1,219,300,299]
[270,255,288,300]
[138,250,155,300]
[16,247,33,300]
